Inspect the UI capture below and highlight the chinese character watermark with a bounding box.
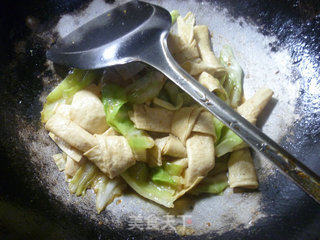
[127,214,145,230]
[146,214,161,230]
[127,214,193,230]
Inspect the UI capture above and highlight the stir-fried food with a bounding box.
[41,11,274,212]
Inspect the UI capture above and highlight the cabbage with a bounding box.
[215,129,243,157]
[212,46,245,152]
[220,45,244,108]
[126,71,164,104]
[69,162,98,196]
[121,161,188,207]
[152,82,183,110]
[170,10,180,24]
[68,162,126,213]
[93,174,126,213]
[101,83,154,150]
[213,117,224,143]
[121,162,176,208]
[164,82,184,108]
[151,167,180,187]
[151,160,185,188]
[208,156,229,176]
[189,173,228,195]
[214,116,245,157]
[150,161,184,188]
[163,161,185,176]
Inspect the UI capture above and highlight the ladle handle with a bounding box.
[140,36,320,204]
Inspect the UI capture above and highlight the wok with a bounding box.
[0,0,319,239]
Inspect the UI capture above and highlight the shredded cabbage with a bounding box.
[69,162,98,196]
[150,161,184,188]
[214,87,229,103]
[68,162,126,213]
[151,167,181,187]
[208,156,229,176]
[220,45,244,108]
[214,117,246,156]
[152,82,183,110]
[164,82,184,108]
[93,174,126,213]
[215,128,243,157]
[126,71,164,104]
[163,161,185,176]
[101,83,154,150]
[158,88,170,101]
[121,162,176,208]
[213,117,224,143]
[170,10,180,24]
[121,161,187,207]
[189,173,228,195]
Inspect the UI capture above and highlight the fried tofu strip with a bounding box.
[53,103,71,119]
[192,110,216,139]
[198,72,228,102]
[177,12,195,45]
[45,113,97,153]
[70,84,109,134]
[130,104,174,133]
[185,133,215,186]
[168,12,200,64]
[228,88,273,189]
[193,25,225,77]
[237,88,274,124]
[228,149,258,189]
[84,135,135,179]
[148,134,187,167]
[171,106,202,144]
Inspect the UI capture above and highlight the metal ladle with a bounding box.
[47,0,320,203]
